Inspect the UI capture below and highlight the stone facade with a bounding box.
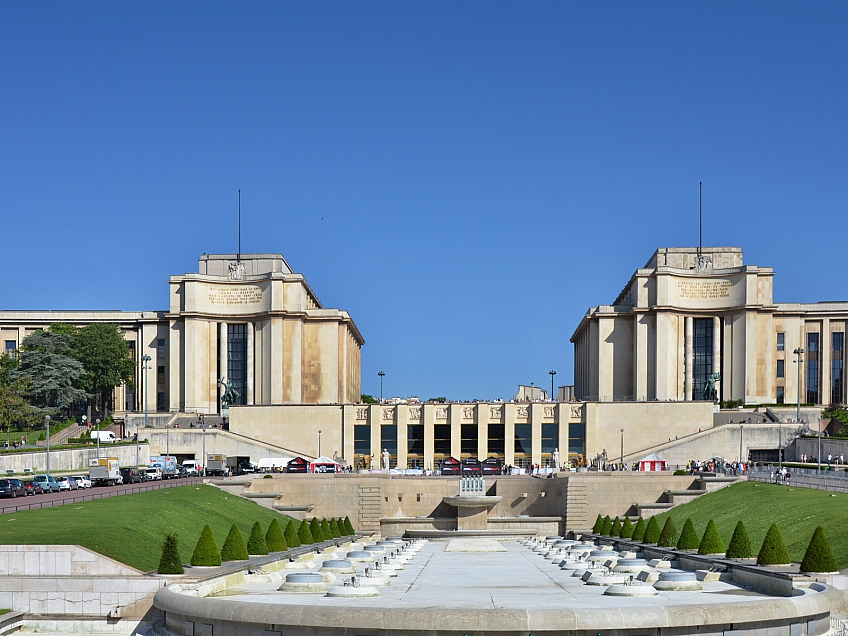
[572,247,848,406]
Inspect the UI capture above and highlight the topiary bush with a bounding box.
[698,520,725,555]
[800,526,838,573]
[344,516,355,535]
[610,517,622,537]
[725,521,753,559]
[190,525,221,567]
[619,517,634,539]
[157,532,184,574]
[298,519,314,544]
[220,524,249,561]
[642,516,661,544]
[631,517,646,542]
[329,518,342,538]
[757,523,791,565]
[600,515,613,536]
[265,519,288,552]
[592,514,604,533]
[285,520,301,547]
[321,518,332,541]
[676,518,700,551]
[310,517,325,542]
[246,521,268,556]
[657,517,677,547]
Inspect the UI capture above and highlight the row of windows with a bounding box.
[775,332,845,404]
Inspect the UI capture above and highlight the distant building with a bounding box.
[515,385,548,401]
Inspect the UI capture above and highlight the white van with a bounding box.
[90,431,117,443]
[181,460,198,476]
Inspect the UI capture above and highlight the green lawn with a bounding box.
[648,481,848,566]
[0,485,295,572]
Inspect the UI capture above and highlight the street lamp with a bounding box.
[200,414,206,477]
[44,415,51,477]
[817,416,822,476]
[318,429,322,457]
[140,354,151,469]
[778,417,782,472]
[794,347,804,423]
[95,418,101,460]
[620,428,624,467]
[739,424,744,466]
[549,370,557,402]
[378,371,385,404]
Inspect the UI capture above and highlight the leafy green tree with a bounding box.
[73,323,135,419]
[360,394,378,404]
[310,517,325,542]
[676,518,700,550]
[265,519,288,552]
[642,517,661,544]
[725,521,753,559]
[329,518,342,538]
[321,518,332,541]
[190,525,221,566]
[592,514,604,533]
[757,523,791,565]
[220,524,249,561]
[698,520,725,555]
[10,331,88,410]
[600,515,612,535]
[343,516,355,535]
[157,532,184,574]
[800,526,838,573]
[631,518,646,542]
[246,522,268,555]
[298,519,314,544]
[657,518,678,547]
[0,379,39,441]
[610,517,622,537]
[284,520,301,547]
[619,517,634,539]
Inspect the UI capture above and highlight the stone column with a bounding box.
[246,322,254,405]
[713,317,721,400]
[684,316,694,401]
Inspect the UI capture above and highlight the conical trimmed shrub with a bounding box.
[158,532,184,574]
[592,514,604,533]
[285,520,301,547]
[657,517,677,547]
[800,526,838,573]
[631,517,646,542]
[190,525,221,567]
[619,517,634,539]
[698,520,725,555]
[757,523,791,565]
[642,516,661,544]
[220,524,249,561]
[321,518,332,541]
[265,519,288,552]
[676,518,700,550]
[310,517,325,542]
[298,519,314,544]
[344,516,355,535]
[329,518,342,538]
[246,522,268,556]
[725,521,753,559]
[610,517,622,537]
[600,515,613,536]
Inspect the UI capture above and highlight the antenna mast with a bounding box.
[698,181,702,256]
[238,189,241,262]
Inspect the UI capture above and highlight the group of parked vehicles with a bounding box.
[0,473,93,496]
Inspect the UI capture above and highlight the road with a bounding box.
[0,476,205,514]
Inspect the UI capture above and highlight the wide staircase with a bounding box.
[632,473,742,519]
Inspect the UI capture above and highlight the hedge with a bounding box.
[344,516,355,535]
[592,514,604,533]
[631,517,646,542]
[725,521,753,559]
[600,515,613,536]
[246,521,268,556]
[642,516,661,544]
[265,519,288,552]
[298,519,314,544]
[220,524,249,561]
[698,520,725,555]
[657,518,677,547]
[800,526,838,573]
[610,517,622,537]
[619,517,634,538]
[757,523,790,565]
[310,517,325,542]
[190,525,221,567]
[157,532,184,574]
[676,518,699,550]
[285,520,301,547]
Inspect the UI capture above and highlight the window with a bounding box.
[407,425,424,456]
[807,333,820,404]
[157,392,165,411]
[776,386,785,404]
[4,340,15,355]
[157,338,166,358]
[541,423,558,454]
[777,333,785,352]
[777,360,785,379]
[833,332,844,405]
[460,424,477,456]
[487,424,505,457]
[227,324,247,405]
[568,422,586,457]
[433,425,451,456]
[514,424,532,456]
[380,424,397,459]
[354,424,370,456]
[692,318,713,400]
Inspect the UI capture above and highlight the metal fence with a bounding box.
[748,466,848,492]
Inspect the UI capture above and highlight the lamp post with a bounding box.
[739,423,744,466]
[378,371,385,404]
[620,428,624,467]
[140,354,151,469]
[794,347,804,423]
[549,370,556,402]
[95,418,101,460]
[44,415,51,477]
[318,429,322,458]
[778,417,782,472]
[200,414,206,477]
[817,416,822,476]
[530,382,535,401]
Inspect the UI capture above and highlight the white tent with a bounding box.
[256,457,294,472]
[638,453,668,472]
[310,456,342,473]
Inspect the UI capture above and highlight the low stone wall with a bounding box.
[0,444,150,475]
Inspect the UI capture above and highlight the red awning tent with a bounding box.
[638,453,668,472]
[310,456,342,473]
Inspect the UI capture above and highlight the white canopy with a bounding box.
[311,456,341,465]
[257,457,294,469]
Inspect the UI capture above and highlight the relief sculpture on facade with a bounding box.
[436,407,448,419]
[544,406,555,418]
[382,408,394,420]
[517,406,528,418]
[356,408,368,420]
[463,407,474,419]
[490,406,502,419]
[409,407,421,419]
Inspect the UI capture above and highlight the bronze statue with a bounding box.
[218,377,240,407]
[703,372,721,403]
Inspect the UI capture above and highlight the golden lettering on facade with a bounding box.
[208,286,263,305]
[677,279,732,300]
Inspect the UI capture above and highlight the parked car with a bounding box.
[120,467,143,484]
[56,476,78,491]
[23,480,43,495]
[71,475,91,489]
[32,474,60,493]
[0,478,27,498]
[145,467,162,481]
[177,466,188,479]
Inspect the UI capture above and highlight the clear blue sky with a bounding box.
[2,2,846,401]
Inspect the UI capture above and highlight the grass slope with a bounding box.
[650,482,848,567]
[0,485,294,572]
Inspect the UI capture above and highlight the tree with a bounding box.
[284,520,301,547]
[0,379,39,441]
[610,517,622,537]
[298,519,314,544]
[265,519,288,552]
[757,524,791,565]
[10,330,88,410]
[657,518,677,547]
[190,525,221,566]
[360,394,378,404]
[158,532,184,574]
[343,516,355,535]
[73,323,135,420]
[321,518,332,541]
[592,514,604,533]
[725,521,753,559]
[220,524,249,561]
[676,518,700,550]
[619,517,634,538]
[310,517,325,542]
[631,518,646,542]
[329,518,341,538]
[643,517,661,544]
[698,520,725,555]
[600,515,612,535]
[246,522,268,556]
[800,526,838,573]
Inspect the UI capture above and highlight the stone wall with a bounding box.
[0,444,150,475]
